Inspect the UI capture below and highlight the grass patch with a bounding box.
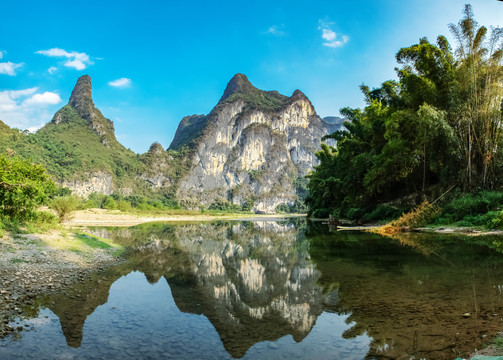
[41,232,124,256]
[74,233,113,250]
[74,232,125,255]
[492,335,503,349]
[10,258,29,264]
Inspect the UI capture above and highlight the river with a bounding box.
[1,219,503,359]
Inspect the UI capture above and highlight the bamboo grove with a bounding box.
[307,5,503,218]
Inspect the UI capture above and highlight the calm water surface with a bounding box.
[2,219,503,359]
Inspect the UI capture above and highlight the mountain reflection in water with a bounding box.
[2,219,503,360]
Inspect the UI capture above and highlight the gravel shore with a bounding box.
[0,230,122,338]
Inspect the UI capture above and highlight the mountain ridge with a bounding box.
[0,74,339,213]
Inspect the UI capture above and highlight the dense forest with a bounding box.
[307,5,503,221]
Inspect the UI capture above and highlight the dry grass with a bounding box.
[372,201,440,235]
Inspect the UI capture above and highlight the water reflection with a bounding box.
[3,220,503,359]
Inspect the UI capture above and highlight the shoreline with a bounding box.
[0,229,124,338]
[63,208,305,227]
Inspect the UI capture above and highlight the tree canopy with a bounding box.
[0,155,56,221]
[307,5,503,218]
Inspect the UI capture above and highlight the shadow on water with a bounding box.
[3,219,503,359]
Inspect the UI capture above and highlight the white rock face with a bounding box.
[61,172,113,197]
[176,93,329,213]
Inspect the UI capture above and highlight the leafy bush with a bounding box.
[363,204,403,222]
[347,208,365,221]
[0,155,56,221]
[441,191,503,221]
[208,198,240,212]
[241,197,254,212]
[86,192,106,209]
[118,200,132,212]
[50,195,80,221]
[491,211,503,229]
[102,196,117,210]
[27,211,59,232]
[311,208,331,219]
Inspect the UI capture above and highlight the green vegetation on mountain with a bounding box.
[0,75,194,207]
[307,5,503,224]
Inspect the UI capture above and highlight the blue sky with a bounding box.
[1,0,502,153]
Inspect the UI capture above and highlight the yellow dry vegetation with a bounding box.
[372,201,440,235]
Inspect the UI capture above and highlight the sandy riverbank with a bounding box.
[64,208,304,227]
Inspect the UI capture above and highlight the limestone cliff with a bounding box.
[172,73,334,213]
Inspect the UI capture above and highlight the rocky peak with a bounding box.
[48,75,118,147]
[148,142,165,155]
[218,73,257,103]
[290,89,308,101]
[69,75,94,120]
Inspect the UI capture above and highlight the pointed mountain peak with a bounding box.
[218,73,257,103]
[290,89,308,101]
[48,75,118,147]
[69,75,94,118]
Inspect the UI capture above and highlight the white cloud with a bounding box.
[0,87,62,131]
[35,48,93,70]
[264,25,285,36]
[318,21,349,48]
[23,92,62,107]
[108,78,132,88]
[48,66,58,74]
[0,51,3,59]
[322,28,336,42]
[8,88,38,100]
[0,61,23,76]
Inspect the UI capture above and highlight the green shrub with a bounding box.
[441,191,503,221]
[26,211,59,232]
[102,196,117,210]
[363,204,403,222]
[118,200,132,212]
[136,202,153,211]
[492,211,503,229]
[242,198,254,212]
[208,198,240,212]
[86,192,106,208]
[347,208,365,221]
[312,208,330,219]
[50,195,80,221]
[0,155,56,221]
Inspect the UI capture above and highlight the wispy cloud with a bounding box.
[0,51,3,59]
[0,87,62,131]
[48,66,58,74]
[263,25,286,36]
[35,48,93,70]
[0,61,23,76]
[318,20,349,48]
[108,78,132,88]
